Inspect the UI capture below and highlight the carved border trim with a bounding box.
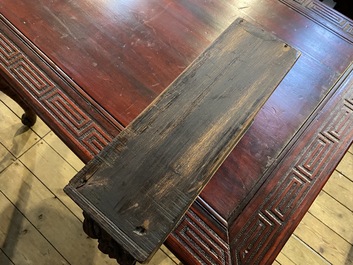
[167,3,353,263]
[0,17,121,158]
[231,67,353,264]
[172,209,231,265]
[280,0,353,43]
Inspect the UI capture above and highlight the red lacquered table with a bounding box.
[1,0,353,264]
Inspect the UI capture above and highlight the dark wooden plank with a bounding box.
[64,18,299,263]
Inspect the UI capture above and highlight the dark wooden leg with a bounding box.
[82,212,137,265]
[0,78,37,127]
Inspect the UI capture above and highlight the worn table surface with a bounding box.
[1,0,353,264]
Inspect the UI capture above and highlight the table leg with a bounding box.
[0,77,37,127]
[82,212,137,265]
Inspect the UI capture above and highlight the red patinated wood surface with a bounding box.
[1,0,353,264]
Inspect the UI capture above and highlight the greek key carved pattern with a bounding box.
[12,56,55,97]
[280,0,353,41]
[232,77,353,264]
[0,31,111,156]
[172,209,231,265]
[0,33,21,65]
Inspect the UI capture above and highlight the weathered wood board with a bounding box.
[64,18,299,263]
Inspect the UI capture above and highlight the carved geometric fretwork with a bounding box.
[345,98,353,111]
[235,212,279,264]
[280,0,353,42]
[0,33,21,65]
[231,68,353,264]
[307,1,350,27]
[172,209,231,265]
[0,22,118,158]
[1,4,352,265]
[12,56,55,96]
[172,74,353,264]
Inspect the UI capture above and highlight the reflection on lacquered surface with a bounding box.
[1,0,353,263]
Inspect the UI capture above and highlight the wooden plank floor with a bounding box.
[0,92,352,265]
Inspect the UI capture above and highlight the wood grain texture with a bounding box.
[65,18,298,262]
[308,191,353,244]
[0,192,70,265]
[280,0,353,43]
[0,160,112,265]
[2,0,353,264]
[229,64,353,264]
[293,212,353,264]
[323,170,353,211]
[0,15,123,160]
[279,235,330,265]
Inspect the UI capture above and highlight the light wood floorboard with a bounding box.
[0,93,352,264]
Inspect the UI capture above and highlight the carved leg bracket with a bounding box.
[0,77,37,127]
[82,212,137,265]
